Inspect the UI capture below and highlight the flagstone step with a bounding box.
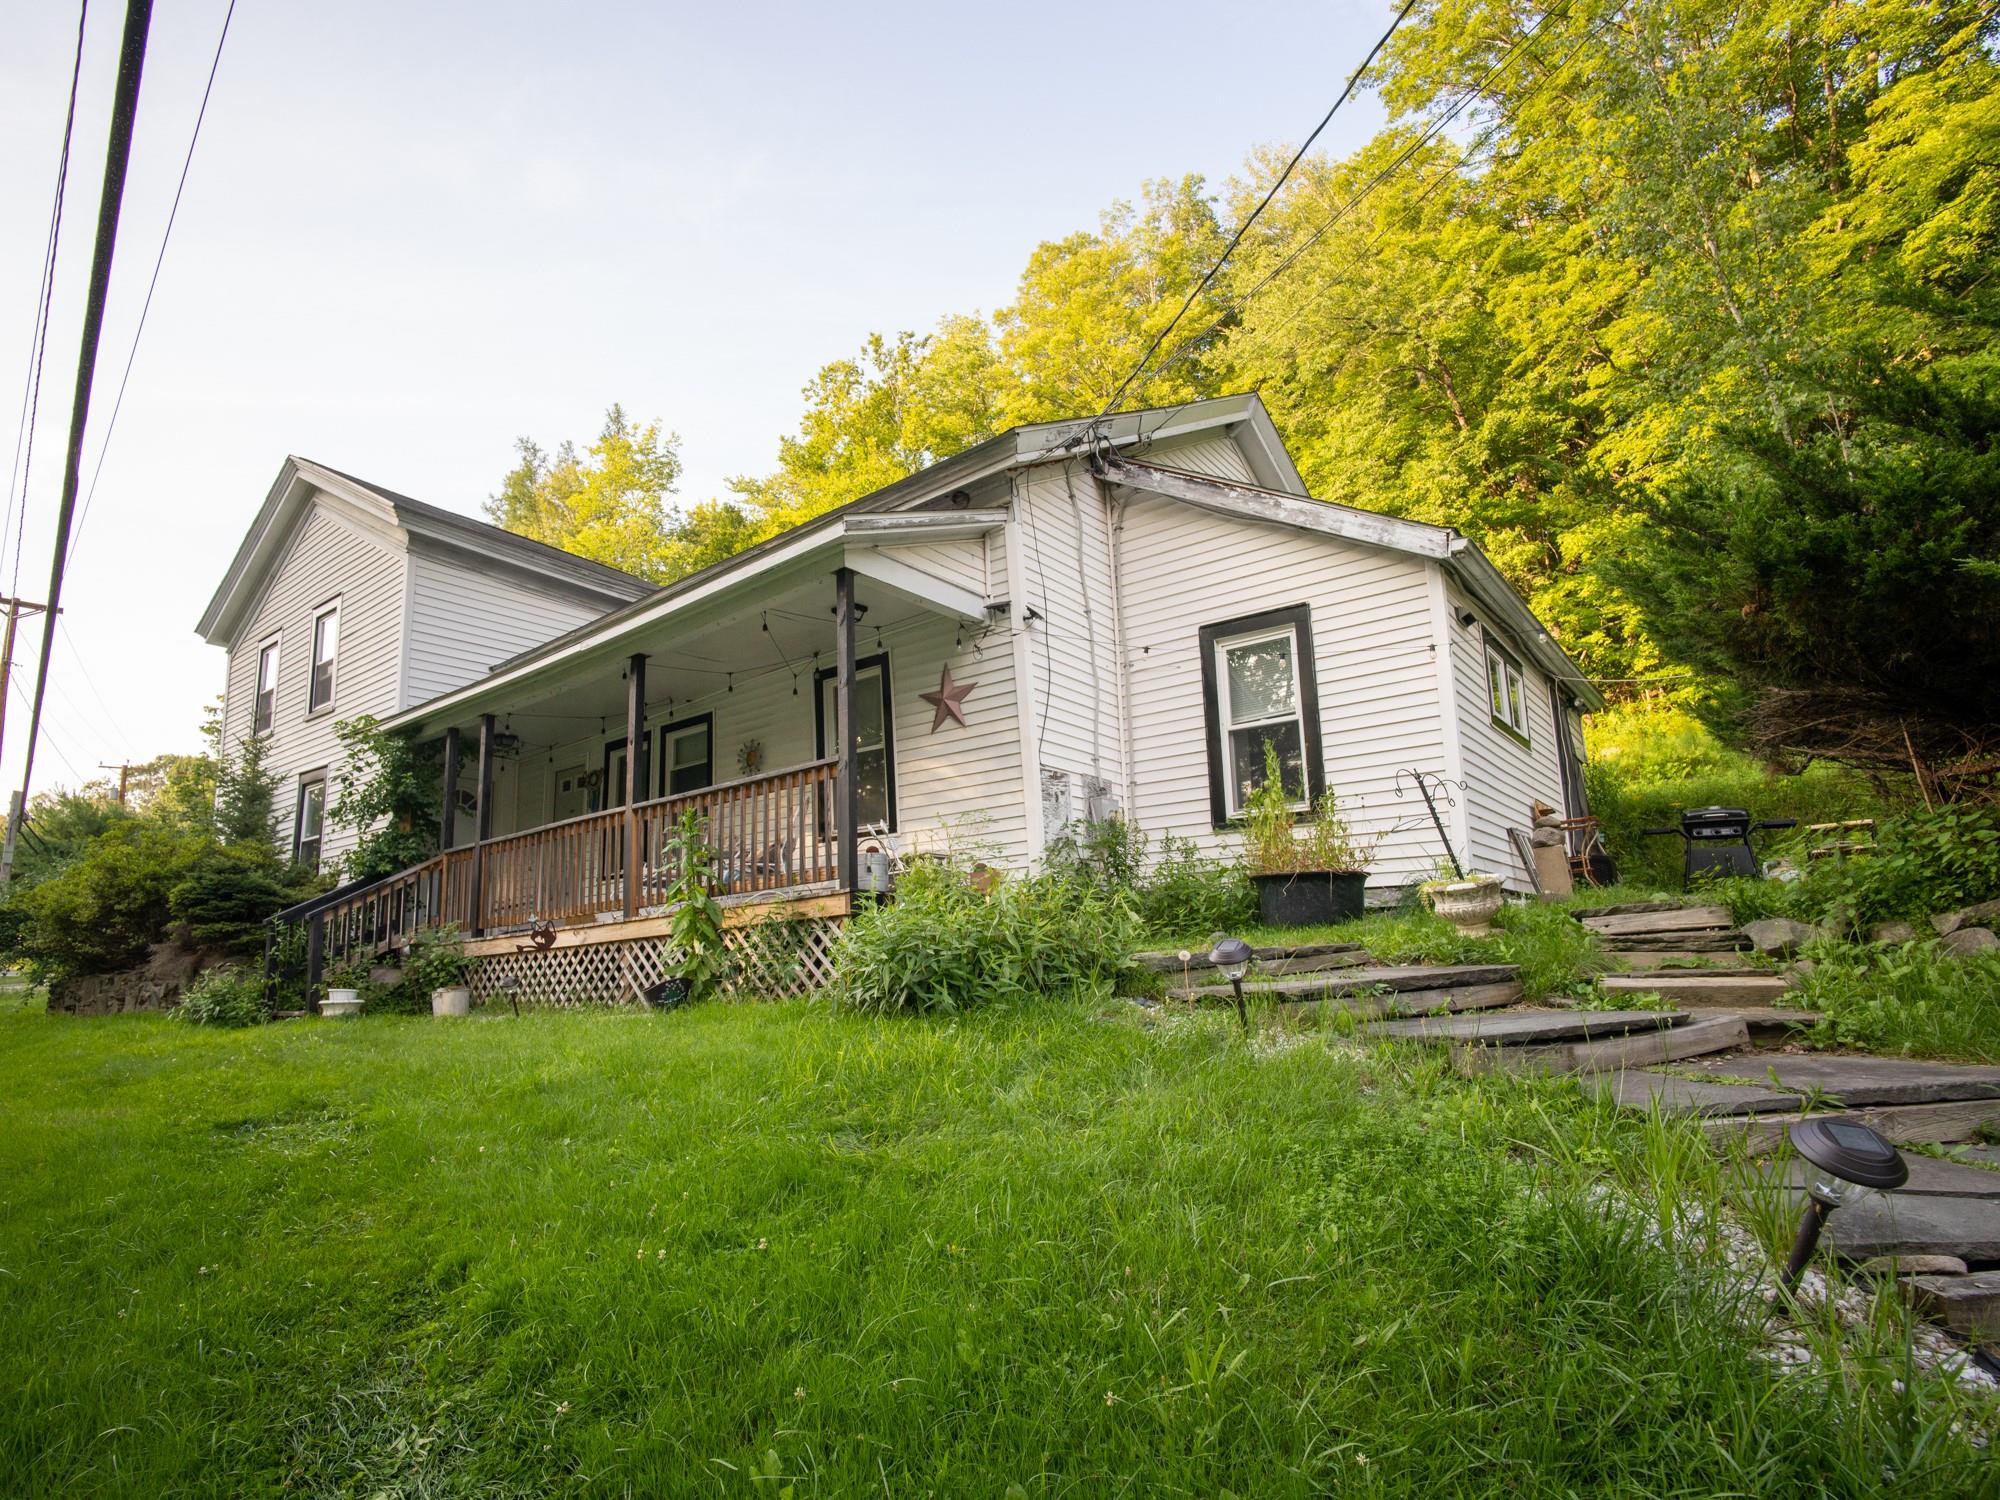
[1685,1053,2000,1108]
[1596,930,1752,953]
[1458,1015,1750,1077]
[1706,1099,2000,1151]
[1579,905,1735,938]
[1768,1183,2000,1265]
[1902,1271,2000,1339]
[1600,973,1796,1006]
[1611,952,1776,973]
[1133,941,1367,974]
[1185,962,1520,1001]
[1569,900,1691,921]
[1361,1007,1686,1047]
[1696,1005,1821,1039]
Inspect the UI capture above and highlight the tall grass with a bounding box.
[1790,940,2000,1061]
[0,1002,1990,1493]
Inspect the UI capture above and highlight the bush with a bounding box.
[831,860,1141,1014]
[168,843,316,955]
[1045,817,1253,936]
[1782,805,2000,931]
[11,823,204,981]
[1790,940,2000,1062]
[173,966,268,1028]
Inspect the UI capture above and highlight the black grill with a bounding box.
[1681,806,1751,841]
[1641,807,1798,888]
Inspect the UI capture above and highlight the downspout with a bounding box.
[1061,464,1103,781]
[1003,477,1045,862]
[1424,568,1475,870]
[1099,481,1137,823]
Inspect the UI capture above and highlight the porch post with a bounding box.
[440,726,461,851]
[468,713,495,936]
[624,652,647,920]
[835,566,859,895]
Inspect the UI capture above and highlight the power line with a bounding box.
[55,617,135,756]
[9,676,87,789]
[7,0,155,886]
[69,0,238,567]
[4,0,92,598]
[1085,0,1421,427]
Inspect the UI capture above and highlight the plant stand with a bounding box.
[1429,875,1505,936]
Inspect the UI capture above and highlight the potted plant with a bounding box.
[1423,871,1506,936]
[407,923,475,1016]
[322,956,369,1019]
[1240,742,1375,927]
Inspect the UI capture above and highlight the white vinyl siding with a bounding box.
[867,537,991,601]
[403,548,628,706]
[1136,432,1259,484]
[1446,580,1568,890]
[1114,492,1452,895]
[221,503,404,865]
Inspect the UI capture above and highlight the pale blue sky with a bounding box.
[0,0,1390,795]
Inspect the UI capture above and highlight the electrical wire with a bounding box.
[1085,0,1421,427]
[3,0,90,597]
[69,0,237,567]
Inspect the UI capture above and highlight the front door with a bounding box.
[815,653,894,831]
[552,764,588,822]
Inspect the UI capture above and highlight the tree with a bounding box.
[487,405,686,581]
[215,734,278,853]
[330,715,443,883]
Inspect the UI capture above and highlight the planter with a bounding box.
[321,987,363,1019]
[1429,875,1505,936]
[431,985,472,1018]
[1251,870,1368,928]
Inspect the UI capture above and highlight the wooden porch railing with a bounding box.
[305,758,843,961]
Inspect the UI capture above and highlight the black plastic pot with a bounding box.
[1251,870,1368,927]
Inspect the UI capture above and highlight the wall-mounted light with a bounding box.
[1456,608,1478,629]
[1780,1117,1908,1293]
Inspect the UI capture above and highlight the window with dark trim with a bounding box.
[294,772,327,871]
[253,639,278,734]
[308,602,339,713]
[1484,632,1531,745]
[814,652,895,831]
[601,737,630,809]
[658,713,714,797]
[1198,605,1324,827]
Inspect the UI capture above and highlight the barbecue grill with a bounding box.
[1641,806,1797,887]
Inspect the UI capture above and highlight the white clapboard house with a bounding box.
[209,395,1600,1001]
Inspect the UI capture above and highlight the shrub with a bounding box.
[1241,742,1374,875]
[11,822,204,981]
[831,859,1140,1014]
[663,811,726,1005]
[1782,804,2000,931]
[173,966,268,1028]
[1790,940,2000,1062]
[168,843,316,955]
[1045,817,1253,936]
[330,715,443,882]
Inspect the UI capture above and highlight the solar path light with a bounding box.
[1207,935,1254,1033]
[1780,1117,1908,1294]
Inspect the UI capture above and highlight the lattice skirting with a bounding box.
[468,914,843,1008]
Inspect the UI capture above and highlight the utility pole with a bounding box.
[97,762,131,805]
[6,0,154,889]
[0,597,52,887]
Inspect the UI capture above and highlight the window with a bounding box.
[601,737,630,809]
[294,774,326,871]
[1485,634,1532,744]
[658,714,714,797]
[1198,605,1324,826]
[815,653,895,831]
[308,603,339,712]
[253,639,278,734]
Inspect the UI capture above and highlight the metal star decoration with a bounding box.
[920,664,978,732]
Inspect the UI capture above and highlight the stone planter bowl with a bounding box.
[322,987,364,1019]
[1429,875,1506,937]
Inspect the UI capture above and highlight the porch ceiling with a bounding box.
[406,565,960,748]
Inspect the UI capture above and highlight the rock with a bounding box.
[1742,916,1824,957]
[1859,1254,1970,1276]
[1870,920,1918,945]
[1932,898,2000,937]
[1791,959,1817,977]
[1940,926,2000,957]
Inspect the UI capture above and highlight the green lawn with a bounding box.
[0,1000,1990,1496]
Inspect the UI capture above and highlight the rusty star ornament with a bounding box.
[920,664,978,732]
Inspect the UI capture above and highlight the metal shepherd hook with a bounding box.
[1395,768,1469,879]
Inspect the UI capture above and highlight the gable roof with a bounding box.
[196,456,656,646]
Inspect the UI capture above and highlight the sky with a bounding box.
[0,0,1390,802]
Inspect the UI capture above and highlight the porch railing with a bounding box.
[295,757,842,966]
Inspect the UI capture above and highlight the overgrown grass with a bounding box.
[2,1001,1992,1494]
[1790,940,2000,1062]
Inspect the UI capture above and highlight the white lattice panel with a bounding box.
[469,915,842,1009]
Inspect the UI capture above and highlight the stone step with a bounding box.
[1569,900,1690,920]
[1697,1005,1821,1039]
[1596,931,1751,953]
[1600,973,1795,1006]
[1188,962,1521,1002]
[1611,952,1775,973]
[1704,1099,2000,1151]
[1774,1186,2000,1265]
[1685,1053,2000,1108]
[1902,1271,2000,1340]
[1594,1071,1807,1118]
[1133,941,1367,974]
[1579,905,1734,938]
[1362,1007,1686,1047]
[1459,1016,1750,1077]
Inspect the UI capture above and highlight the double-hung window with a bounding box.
[659,714,714,796]
[1485,633,1531,744]
[253,639,279,734]
[308,602,339,713]
[1198,605,1324,825]
[294,773,327,871]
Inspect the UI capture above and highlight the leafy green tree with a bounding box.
[487,405,685,581]
[330,715,443,882]
[12,822,204,980]
[215,734,278,852]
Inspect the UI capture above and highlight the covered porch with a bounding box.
[307,507,1021,977]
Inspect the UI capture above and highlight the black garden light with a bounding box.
[1779,1117,1909,1293]
[1208,936,1254,1032]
